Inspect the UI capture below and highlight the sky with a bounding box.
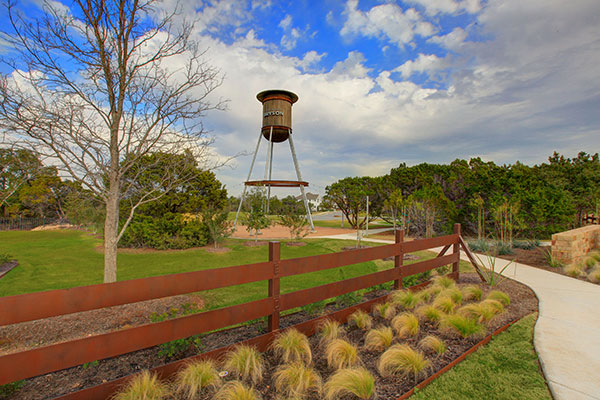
[3,0,600,197]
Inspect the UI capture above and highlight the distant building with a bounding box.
[296,192,321,210]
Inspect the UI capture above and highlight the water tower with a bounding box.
[234,89,315,230]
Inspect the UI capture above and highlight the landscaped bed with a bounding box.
[3,273,538,400]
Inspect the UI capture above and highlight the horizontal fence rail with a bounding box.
[0,225,469,390]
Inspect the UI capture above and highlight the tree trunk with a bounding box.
[104,182,119,283]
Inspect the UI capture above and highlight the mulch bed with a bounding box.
[0,261,18,279]
[3,273,538,400]
[243,240,269,247]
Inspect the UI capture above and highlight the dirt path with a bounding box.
[231,224,370,239]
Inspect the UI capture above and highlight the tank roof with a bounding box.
[256,89,298,103]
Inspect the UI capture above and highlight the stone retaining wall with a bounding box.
[552,225,600,266]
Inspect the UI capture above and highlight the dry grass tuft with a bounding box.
[457,303,497,324]
[564,263,585,278]
[415,304,443,323]
[486,290,510,306]
[273,361,322,399]
[175,359,221,399]
[432,275,456,289]
[222,345,265,384]
[391,312,419,338]
[373,302,396,320]
[324,368,375,400]
[364,326,394,352]
[318,319,344,346]
[418,335,447,356]
[377,344,431,380]
[348,309,373,330]
[214,381,261,400]
[325,339,360,370]
[439,287,463,305]
[441,314,486,338]
[462,285,483,301]
[432,295,455,314]
[272,328,312,364]
[113,370,168,400]
[588,266,600,283]
[391,289,422,309]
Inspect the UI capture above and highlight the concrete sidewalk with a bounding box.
[316,233,600,400]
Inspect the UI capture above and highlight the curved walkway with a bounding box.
[314,232,600,400]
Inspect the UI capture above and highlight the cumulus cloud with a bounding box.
[395,53,447,78]
[406,0,482,16]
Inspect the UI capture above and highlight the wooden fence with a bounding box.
[0,224,482,399]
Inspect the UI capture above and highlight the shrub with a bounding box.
[214,381,261,400]
[431,275,456,289]
[373,302,396,320]
[325,339,359,369]
[348,310,373,331]
[432,296,455,314]
[175,360,221,399]
[318,319,343,346]
[377,344,430,380]
[457,303,497,324]
[364,326,394,351]
[301,300,326,316]
[480,299,505,314]
[418,335,447,356]
[439,287,463,305]
[391,312,419,338]
[441,314,486,338]
[462,285,482,301]
[495,242,513,255]
[324,368,375,400]
[588,267,600,283]
[584,257,597,270]
[222,345,265,384]
[335,291,363,308]
[113,370,168,400]
[272,328,312,364]
[564,263,584,278]
[415,304,443,323]
[467,239,490,253]
[486,290,510,306]
[512,240,538,250]
[391,290,421,309]
[273,362,322,399]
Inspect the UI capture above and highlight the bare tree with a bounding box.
[0,0,224,282]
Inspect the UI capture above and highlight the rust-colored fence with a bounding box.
[0,224,480,399]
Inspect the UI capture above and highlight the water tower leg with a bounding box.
[266,140,274,213]
[263,126,274,213]
[288,130,315,231]
[234,130,264,228]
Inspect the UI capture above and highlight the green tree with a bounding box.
[245,204,270,242]
[203,207,233,248]
[324,176,375,229]
[279,202,309,240]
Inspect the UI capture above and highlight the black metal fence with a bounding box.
[0,217,59,231]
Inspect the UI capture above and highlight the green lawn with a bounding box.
[412,313,552,400]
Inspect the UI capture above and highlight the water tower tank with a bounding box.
[256,89,298,143]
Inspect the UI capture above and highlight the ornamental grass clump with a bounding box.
[564,263,585,278]
[416,286,437,303]
[272,328,312,364]
[391,290,422,309]
[588,266,600,283]
[439,287,463,305]
[325,339,360,370]
[175,360,221,399]
[273,361,322,399]
[486,290,510,307]
[589,251,600,263]
[113,370,169,400]
[373,302,396,320]
[432,295,455,314]
[324,368,375,400]
[222,345,265,384]
[418,335,447,356]
[391,312,419,338]
[480,299,504,314]
[431,275,456,289]
[462,285,483,301]
[441,314,486,338]
[364,326,394,351]
[318,319,343,346]
[415,304,443,323]
[457,303,497,324]
[348,309,373,331]
[214,381,261,400]
[377,344,431,381]
[584,256,597,270]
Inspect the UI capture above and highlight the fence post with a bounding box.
[452,223,461,279]
[268,241,281,332]
[394,229,404,290]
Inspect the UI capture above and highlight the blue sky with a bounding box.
[3,0,600,197]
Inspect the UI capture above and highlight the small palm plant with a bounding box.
[373,302,396,320]
[441,314,486,338]
[175,359,221,399]
[113,370,169,400]
[391,312,419,338]
[272,328,312,364]
[415,304,443,323]
[377,344,431,383]
[486,290,510,306]
[462,285,483,301]
[222,345,265,384]
[432,296,455,314]
[318,319,344,346]
[418,335,447,356]
[325,339,360,369]
[391,290,422,309]
[273,361,322,399]
[364,326,394,352]
[324,368,376,400]
[348,309,373,330]
[214,381,261,400]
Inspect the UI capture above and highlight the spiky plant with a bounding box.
[373,302,396,320]
[272,328,312,364]
[318,319,343,346]
[432,275,456,289]
[175,360,221,399]
[441,314,486,338]
[564,263,584,278]
[391,312,419,338]
[348,309,373,331]
[415,304,443,323]
[418,335,447,356]
[457,303,497,324]
[364,326,394,351]
[588,267,600,283]
[273,361,322,399]
[486,290,510,307]
[325,339,359,369]
[324,368,375,400]
[432,296,455,314]
[113,370,168,400]
[214,381,261,400]
[222,345,265,384]
[377,344,431,381]
[439,287,463,305]
[391,290,422,309]
[462,285,483,301]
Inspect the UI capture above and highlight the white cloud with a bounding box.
[428,27,468,51]
[279,14,292,30]
[395,53,447,78]
[406,0,482,16]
